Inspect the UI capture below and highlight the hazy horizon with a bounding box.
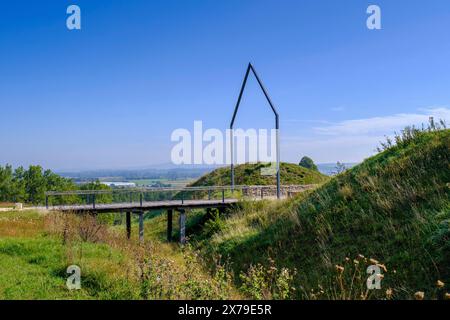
[2,1,450,169]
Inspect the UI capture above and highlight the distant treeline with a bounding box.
[0,165,109,205]
[58,167,216,182]
[0,164,185,206]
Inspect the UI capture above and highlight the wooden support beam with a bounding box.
[179,209,186,245]
[167,209,173,242]
[138,212,144,243]
[126,211,131,239]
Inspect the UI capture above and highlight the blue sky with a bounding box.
[1,0,450,170]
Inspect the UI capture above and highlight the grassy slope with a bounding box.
[0,210,240,300]
[0,211,138,299]
[190,162,329,187]
[200,129,450,299]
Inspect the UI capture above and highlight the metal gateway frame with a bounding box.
[230,63,281,199]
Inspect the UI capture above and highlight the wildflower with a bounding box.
[345,257,350,262]
[357,254,365,260]
[436,280,445,288]
[414,291,425,300]
[386,288,393,299]
[369,258,379,265]
[353,259,359,265]
[335,265,345,273]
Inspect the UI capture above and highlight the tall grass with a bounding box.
[198,124,449,300]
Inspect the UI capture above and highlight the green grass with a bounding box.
[0,211,138,300]
[196,129,450,299]
[190,162,329,187]
[0,128,448,300]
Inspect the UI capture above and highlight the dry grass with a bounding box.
[0,210,45,238]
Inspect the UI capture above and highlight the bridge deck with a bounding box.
[41,198,240,213]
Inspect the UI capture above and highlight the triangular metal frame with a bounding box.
[230,63,280,199]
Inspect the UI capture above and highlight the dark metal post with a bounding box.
[45,196,49,209]
[140,193,143,207]
[138,212,144,243]
[230,63,280,199]
[230,65,251,191]
[222,189,225,203]
[126,212,131,239]
[93,194,96,209]
[208,189,211,200]
[179,209,186,244]
[167,209,173,242]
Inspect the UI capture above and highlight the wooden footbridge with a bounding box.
[44,185,314,244]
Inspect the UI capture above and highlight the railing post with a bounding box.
[93,194,96,209]
[167,209,173,242]
[45,195,49,209]
[138,212,144,244]
[208,189,211,200]
[179,209,186,244]
[181,193,184,205]
[126,211,131,239]
[222,189,225,203]
[140,193,143,207]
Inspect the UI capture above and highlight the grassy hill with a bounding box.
[198,128,450,299]
[0,127,448,300]
[190,162,329,187]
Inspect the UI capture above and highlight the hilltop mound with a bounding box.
[190,162,329,187]
[202,129,450,299]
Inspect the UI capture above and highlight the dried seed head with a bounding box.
[335,265,345,273]
[414,291,425,300]
[386,288,393,299]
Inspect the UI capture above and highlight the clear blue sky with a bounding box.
[1,0,450,170]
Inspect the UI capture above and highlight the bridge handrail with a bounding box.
[45,185,316,196]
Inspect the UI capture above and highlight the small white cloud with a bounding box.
[314,107,450,136]
[281,107,450,163]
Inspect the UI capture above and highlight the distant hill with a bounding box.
[317,163,358,176]
[189,162,330,187]
[202,128,450,299]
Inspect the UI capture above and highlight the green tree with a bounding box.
[12,166,26,202]
[0,164,78,205]
[0,165,14,202]
[299,156,318,171]
[24,165,46,204]
[80,181,113,204]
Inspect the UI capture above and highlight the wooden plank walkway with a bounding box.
[39,185,316,244]
[40,198,239,213]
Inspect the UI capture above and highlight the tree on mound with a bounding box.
[299,156,318,171]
